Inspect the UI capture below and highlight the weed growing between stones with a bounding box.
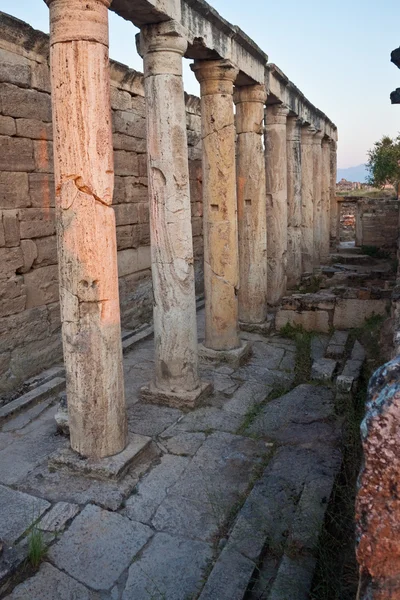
[280,323,314,385]
[27,523,46,569]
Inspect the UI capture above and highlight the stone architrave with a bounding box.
[312,130,324,266]
[286,116,302,288]
[45,0,127,458]
[265,104,289,305]
[300,125,316,273]
[234,84,268,325]
[321,138,331,262]
[192,59,249,364]
[139,22,210,406]
[329,139,338,246]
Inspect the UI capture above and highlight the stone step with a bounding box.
[0,377,65,424]
[330,253,378,265]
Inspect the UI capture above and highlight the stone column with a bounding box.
[301,125,316,273]
[286,117,302,288]
[46,0,126,458]
[330,139,338,247]
[192,60,249,365]
[312,130,324,266]
[139,21,211,407]
[265,104,289,305]
[234,84,268,327]
[321,138,331,262]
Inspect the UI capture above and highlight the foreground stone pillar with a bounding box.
[320,138,331,262]
[300,125,316,273]
[139,22,210,407]
[356,357,400,600]
[192,60,249,364]
[312,130,324,266]
[46,0,126,458]
[265,104,289,305]
[286,117,302,288]
[234,84,268,326]
[330,139,338,247]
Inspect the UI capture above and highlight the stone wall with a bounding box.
[338,199,357,243]
[356,197,400,250]
[0,12,203,392]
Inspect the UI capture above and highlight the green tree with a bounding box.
[367,134,400,198]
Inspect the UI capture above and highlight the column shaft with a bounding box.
[141,21,201,396]
[301,126,316,273]
[265,104,289,305]
[286,117,302,288]
[329,140,338,246]
[312,131,324,265]
[192,60,240,351]
[234,84,268,324]
[321,138,331,262]
[46,0,126,458]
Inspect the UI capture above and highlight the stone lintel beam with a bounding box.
[234,84,268,324]
[192,59,243,353]
[300,124,316,273]
[265,103,289,305]
[139,20,211,406]
[45,0,127,459]
[286,116,302,288]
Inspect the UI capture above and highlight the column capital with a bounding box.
[286,116,302,141]
[45,0,110,46]
[312,130,325,144]
[265,103,289,125]
[139,20,188,59]
[301,124,317,143]
[191,59,239,95]
[233,84,267,105]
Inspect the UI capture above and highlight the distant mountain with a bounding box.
[337,164,368,183]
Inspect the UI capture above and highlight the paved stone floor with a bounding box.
[0,310,342,600]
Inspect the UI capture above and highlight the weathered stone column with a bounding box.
[286,117,302,288]
[192,60,249,364]
[321,138,331,262]
[46,0,126,458]
[234,84,268,327]
[265,104,289,305]
[330,139,338,247]
[312,130,324,266]
[301,125,316,273]
[139,22,211,407]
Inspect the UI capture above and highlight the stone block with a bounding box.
[199,550,256,600]
[31,61,51,93]
[49,504,153,590]
[125,177,148,203]
[351,340,366,362]
[113,203,138,226]
[333,298,388,329]
[29,173,55,208]
[0,484,49,544]
[8,335,62,385]
[114,149,138,176]
[0,276,26,317]
[0,377,65,423]
[24,265,59,307]
[138,222,150,245]
[0,247,23,280]
[138,153,147,176]
[20,239,38,272]
[0,136,34,171]
[113,132,146,152]
[130,95,146,117]
[192,215,203,236]
[19,208,55,239]
[0,83,51,121]
[116,224,139,250]
[0,49,31,87]
[311,358,337,382]
[47,301,61,333]
[113,110,146,138]
[276,309,330,333]
[113,175,126,204]
[110,86,132,110]
[138,245,151,270]
[34,235,57,267]
[2,210,20,247]
[140,380,213,410]
[33,139,53,172]
[326,344,346,359]
[117,248,139,277]
[0,306,50,353]
[15,118,53,140]
[160,432,206,456]
[0,115,16,136]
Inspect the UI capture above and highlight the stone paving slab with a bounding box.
[49,504,153,591]
[162,406,243,435]
[38,502,80,533]
[122,533,213,600]
[198,546,256,600]
[310,335,329,361]
[311,358,337,382]
[0,484,50,544]
[267,555,316,600]
[158,431,206,456]
[127,402,183,437]
[223,381,272,416]
[5,562,97,600]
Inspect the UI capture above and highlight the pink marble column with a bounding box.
[46,0,127,458]
[312,130,324,266]
[321,138,331,262]
[301,125,316,273]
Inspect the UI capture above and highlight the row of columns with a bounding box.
[45,0,337,459]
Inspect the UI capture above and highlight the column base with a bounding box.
[239,320,272,335]
[198,340,252,368]
[48,434,154,481]
[139,380,213,409]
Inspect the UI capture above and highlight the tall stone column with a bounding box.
[45,0,126,458]
[139,22,210,407]
[330,139,338,247]
[321,138,331,262]
[192,60,249,365]
[301,125,316,273]
[312,130,324,266]
[234,84,268,326]
[286,117,302,288]
[265,104,289,305]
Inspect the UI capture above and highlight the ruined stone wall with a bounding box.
[357,197,400,250]
[0,13,203,392]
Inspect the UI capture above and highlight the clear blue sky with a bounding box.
[1,0,400,169]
